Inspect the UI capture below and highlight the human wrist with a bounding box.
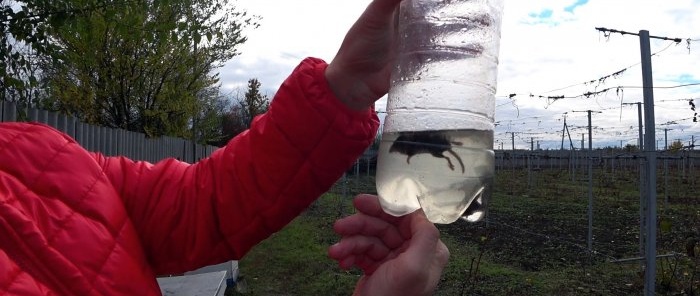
[325,62,370,111]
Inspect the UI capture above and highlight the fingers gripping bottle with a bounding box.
[376,0,504,224]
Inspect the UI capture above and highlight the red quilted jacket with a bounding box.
[0,58,379,295]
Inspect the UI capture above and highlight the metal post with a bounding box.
[527,152,532,189]
[612,156,616,182]
[561,116,566,150]
[637,102,645,259]
[511,132,516,195]
[640,30,658,296]
[637,103,644,150]
[664,129,669,210]
[587,110,593,252]
[581,133,585,176]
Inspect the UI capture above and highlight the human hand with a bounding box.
[328,194,450,296]
[325,0,402,111]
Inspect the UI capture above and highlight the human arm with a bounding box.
[328,195,450,296]
[96,0,406,274]
[325,0,401,110]
[96,58,379,274]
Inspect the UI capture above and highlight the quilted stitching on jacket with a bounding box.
[0,57,379,295]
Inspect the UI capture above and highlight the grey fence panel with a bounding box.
[82,123,91,151]
[123,130,130,159]
[146,138,153,163]
[138,133,144,160]
[0,101,216,161]
[140,134,147,161]
[149,138,155,163]
[181,139,187,161]
[84,123,92,149]
[116,129,122,156]
[155,139,160,162]
[164,138,171,159]
[172,138,181,160]
[174,138,180,159]
[152,138,159,162]
[66,117,76,139]
[182,141,190,163]
[123,129,130,157]
[88,124,96,152]
[47,111,58,129]
[92,125,100,153]
[192,144,197,162]
[175,138,184,160]
[117,129,124,156]
[183,141,189,162]
[137,133,143,160]
[183,139,188,161]
[128,131,135,160]
[180,139,187,160]
[166,137,172,159]
[56,113,67,134]
[95,126,102,153]
[38,109,48,125]
[104,127,113,156]
[112,128,119,157]
[90,124,97,152]
[127,131,134,159]
[189,141,196,162]
[125,130,132,158]
[152,138,157,162]
[93,125,100,153]
[99,126,108,155]
[3,101,17,122]
[28,108,39,122]
[83,123,91,151]
[75,121,84,146]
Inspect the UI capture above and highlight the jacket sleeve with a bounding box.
[96,58,380,274]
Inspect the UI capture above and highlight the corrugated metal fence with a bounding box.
[1,100,217,163]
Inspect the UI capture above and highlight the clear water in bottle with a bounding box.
[376,0,502,224]
[376,129,494,224]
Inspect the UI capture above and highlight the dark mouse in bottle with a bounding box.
[389,131,465,173]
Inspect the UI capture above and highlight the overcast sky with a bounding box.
[219,0,700,149]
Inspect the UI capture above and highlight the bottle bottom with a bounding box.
[375,129,494,224]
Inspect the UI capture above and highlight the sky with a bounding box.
[218,0,700,150]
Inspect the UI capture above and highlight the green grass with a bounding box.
[228,168,700,295]
[228,195,360,296]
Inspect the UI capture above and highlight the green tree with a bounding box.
[624,144,639,153]
[192,85,231,146]
[1,0,65,106]
[2,0,135,106]
[668,140,685,152]
[3,0,258,139]
[242,78,269,125]
[211,79,270,146]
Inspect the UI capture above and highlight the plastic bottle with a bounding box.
[376,0,504,224]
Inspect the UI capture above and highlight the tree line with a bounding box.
[1,0,269,146]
